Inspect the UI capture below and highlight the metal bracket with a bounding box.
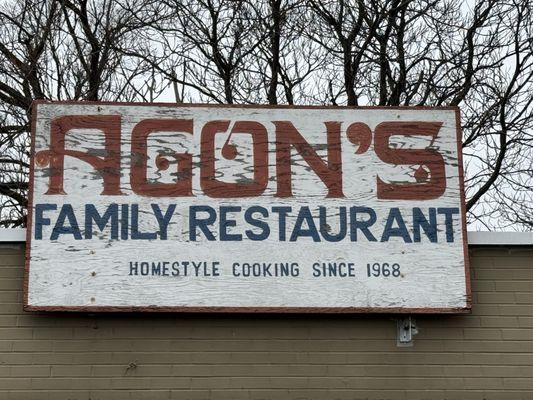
[397,316,418,347]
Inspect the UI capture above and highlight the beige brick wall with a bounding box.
[0,244,532,399]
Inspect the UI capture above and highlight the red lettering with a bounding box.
[36,115,448,201]
[274,121,343,198]
[374,121,446,200]
[200,120,268,197]
[130,119,193,197]
[346,122,372,154]
[35,115,121,195]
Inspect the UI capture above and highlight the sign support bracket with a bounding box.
[397,316,418,347]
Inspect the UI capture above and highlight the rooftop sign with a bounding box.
[25,102,470,313]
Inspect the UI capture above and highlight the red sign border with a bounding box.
[23,100,471,314]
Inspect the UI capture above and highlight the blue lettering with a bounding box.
[319,206,346,242]
[189,205,216,241]
[290,206,320,242]
[152,204,176,240]
[220,206,242,241]
[131,204,157,240]
[413,207,437,243]
[34,203,57,240]
[438,207,460,242]
[271,206,291,241]
[244,206,270,241]
[85,204,118,239]
[350,206,377,241]
[381,208,412,243]
[51,204,82,240]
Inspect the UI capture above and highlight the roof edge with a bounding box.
[0,228,26,242]
[467,231,533,246]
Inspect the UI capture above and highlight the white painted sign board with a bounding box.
[25,101,470,313]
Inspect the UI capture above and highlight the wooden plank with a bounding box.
[25,101,470,313]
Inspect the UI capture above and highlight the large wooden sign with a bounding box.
[25,101,470,313]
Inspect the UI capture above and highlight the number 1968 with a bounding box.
[367,263,401,278]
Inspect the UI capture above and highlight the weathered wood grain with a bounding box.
[25,102,469,313]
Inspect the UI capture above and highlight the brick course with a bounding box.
[0,244,532,399]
